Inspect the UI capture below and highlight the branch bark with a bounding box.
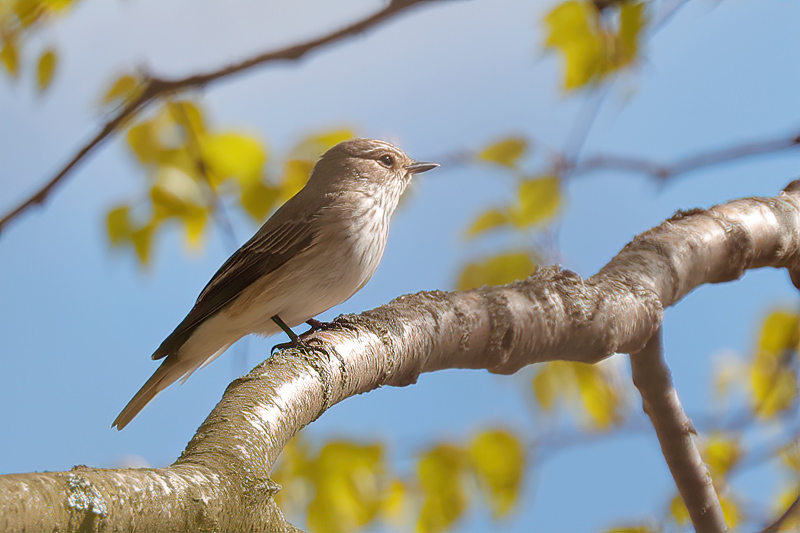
[2,182,799,531]
[630,328,727,532]
[0,0,433,236]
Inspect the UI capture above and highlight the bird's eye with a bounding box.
[378,154,395,167]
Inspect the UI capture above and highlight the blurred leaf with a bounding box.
[417,444,467,532]
[468,430,525,518]
[605,526,654,533]
[544,1,603,89]
[240,181,279,222]
[130,222,154,265]
[200,131,266,187]
[617,2,646,66]
[291,128,356,160]
[35,47,55,91]
[533,361,624,429]
[280,159,314,200]
[773,487,800,531]
[102,74,141,105]
[510,175,561,227]
[751,310,799,418]
[466,208,510,238]
[719,493,741,529]
[41,0,74,12]
[670,494,690,525]
[167,99,206,135]
[126,120,163,165]
[0,39,19,77]
[380,479,411,527]
[457,252,536,290]
[478,137,528,168]
[106,205,132,246]
[574,362,623,429]
[702,434,741,479]
[13,0,44,27]
[307,441,386,533]
[781,441,800,473]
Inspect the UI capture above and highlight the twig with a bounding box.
[630,327,727,533]
[0,0,431,235]
[572,132,800,181]
[762,495,800,533]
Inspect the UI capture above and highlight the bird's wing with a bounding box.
[151,214,319,360]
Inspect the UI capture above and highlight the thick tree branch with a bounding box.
[2,183,799,531]
[0,0,432,235]
[630,328,726,532]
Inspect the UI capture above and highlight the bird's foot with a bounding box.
[270,316,334,353]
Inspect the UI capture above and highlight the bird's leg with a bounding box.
[271,315,301,353]
[305,318,334,332]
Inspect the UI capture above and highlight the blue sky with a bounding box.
[1,0,798,530]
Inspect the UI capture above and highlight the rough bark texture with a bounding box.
[2,183,799,532]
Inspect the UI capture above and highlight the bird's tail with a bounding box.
[112,357,189,430]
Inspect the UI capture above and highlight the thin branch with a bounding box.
[572,132,800,181]
[630,328,727,532]
[762,495,800,533]
[0,0,432,235]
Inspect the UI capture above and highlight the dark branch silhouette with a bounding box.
[0,0,432,235]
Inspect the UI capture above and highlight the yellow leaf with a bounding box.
[291,128,357,160]
[126,120,163,165]
[544,1,604,89]
[307,441,386,532]
[199,132,266,187]
[702,434,740,478]
[106,205,132,246]
[719,493,741,529]
[1,39,19,78]
[510,176,561,227]
[751,310,799,418]
[574,363,623,429]
[380,479,410,526]
[13,0,44,27]
[605,526,654,533]
[533,362,572,412]
[780,441,800,472]
[772,487,800,531]
[478,137,528,168]
[280,159,314,200]
[36,48,56,91]
[669,494,690,525]
[468,430,525,518]
[617,2,646,67]
[417,444,467,532]
[466,208,510,237]
[131,222,155,265]
[41,0,74,12]
[240,181,279,222]
[179,204,207,249]
[168,100,206,135]
[102,74,140,105]
[457,252,536,290]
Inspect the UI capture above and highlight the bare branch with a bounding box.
[762,495,800,533]
[0,0,433,236]
[572,131,800,181]
[2,183,799,531]
[630,328,726,532]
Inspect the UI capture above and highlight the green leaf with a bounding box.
[36,48,56,92]
[466,208,510,238]
[468,430,525,518]
[478,137,528,168]
[510,175,561,227]
[457,252,536,290]
[106,205,132,246]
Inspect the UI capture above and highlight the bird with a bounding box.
[112,138,438,429]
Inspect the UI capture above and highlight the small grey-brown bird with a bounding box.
[112,138,437,429]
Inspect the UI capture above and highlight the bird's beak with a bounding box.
[406,161,439,174]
